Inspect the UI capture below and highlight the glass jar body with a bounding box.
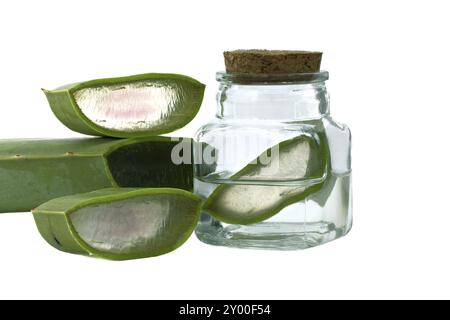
[194,73,352,249]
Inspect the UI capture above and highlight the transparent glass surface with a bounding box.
[194,72,352,250]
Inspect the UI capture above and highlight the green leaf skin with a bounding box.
[32,188,202,260]
[202,133,330,225]
[0,137,193,213]
[43,73,205,138]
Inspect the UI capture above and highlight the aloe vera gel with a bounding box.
[194,50,352,249]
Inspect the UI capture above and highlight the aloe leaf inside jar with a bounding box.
[201,135,328,225]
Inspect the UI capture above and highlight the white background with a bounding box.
[0,0,449,300]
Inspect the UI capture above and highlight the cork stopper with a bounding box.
[224,50,322,74]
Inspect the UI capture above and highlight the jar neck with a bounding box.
[216,74,330,121]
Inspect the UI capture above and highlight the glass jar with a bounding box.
[193,71,352,250]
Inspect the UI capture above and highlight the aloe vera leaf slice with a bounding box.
[0,137,192,213]
[43,73,205,138]
[32,188,202,260]
[202,134,329,225]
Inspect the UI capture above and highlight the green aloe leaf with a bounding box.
[0,137,192,213]
[43,73,205,138]
[33,188,202,260]
[202,134,329,225]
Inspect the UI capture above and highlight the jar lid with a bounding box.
[224,50,322,74]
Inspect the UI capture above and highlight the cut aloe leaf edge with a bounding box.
[43,73,205,138]
[202,134,329,225]
[0,136,192,213]
[33,188,202,260]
